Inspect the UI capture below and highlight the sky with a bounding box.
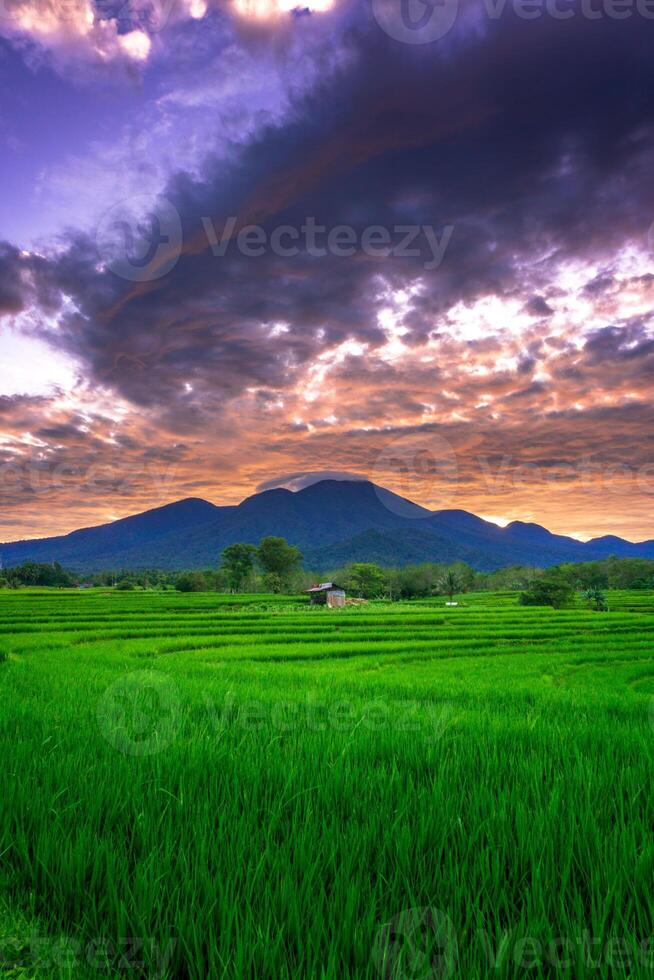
[0,0,653,543]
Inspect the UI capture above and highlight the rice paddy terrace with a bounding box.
[2,588,654,977]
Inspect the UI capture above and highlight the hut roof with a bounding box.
[305,582,345,593]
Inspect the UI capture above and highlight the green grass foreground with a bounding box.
[2,589,654,978]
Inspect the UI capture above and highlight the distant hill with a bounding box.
[2,479,653,572]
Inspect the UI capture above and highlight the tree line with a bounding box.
[0,562,75,588]
[1,549,652,599]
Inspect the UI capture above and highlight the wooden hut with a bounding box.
[305,582,346,608]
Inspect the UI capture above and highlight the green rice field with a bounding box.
[2,588,654,977]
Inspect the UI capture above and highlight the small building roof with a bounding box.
[305,581,345,593]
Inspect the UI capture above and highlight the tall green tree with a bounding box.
[257,537,302,593]
[346,563,386,599]
[438,569,462,602]
[220,543,257,592]
[450,562,475,591]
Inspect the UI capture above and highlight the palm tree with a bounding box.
[584,587,608,611]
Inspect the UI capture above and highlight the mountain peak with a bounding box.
[295,479,433,519]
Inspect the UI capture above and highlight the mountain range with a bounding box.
[2,479,653,572]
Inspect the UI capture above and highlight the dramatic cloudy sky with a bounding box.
[1,0,653,542]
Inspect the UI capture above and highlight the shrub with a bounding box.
[519,577,574,609]
[175,572,209,593]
